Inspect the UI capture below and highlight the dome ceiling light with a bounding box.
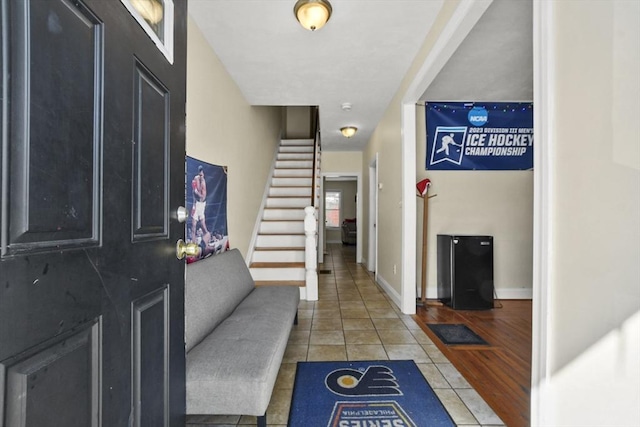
[294,0,333,31]
[340,126,357,138]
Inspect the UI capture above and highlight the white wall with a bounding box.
[534,1,639,425]
[186,17,282,257]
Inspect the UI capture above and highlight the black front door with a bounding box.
[1,0,187,425]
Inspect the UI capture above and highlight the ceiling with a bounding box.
[188,0,532,152]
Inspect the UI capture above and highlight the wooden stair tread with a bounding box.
[261,219,303,222]
[250,262,304,268]
[255,280,305,287]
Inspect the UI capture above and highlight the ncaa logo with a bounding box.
[468,106,488,126]
[325,365,402,397]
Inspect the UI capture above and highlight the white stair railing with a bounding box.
[304,206,318,300]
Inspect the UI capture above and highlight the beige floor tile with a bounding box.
[371,317,408,330]
[410,328,434,344]
[363,299,392,309]
[292,318,311,331]
[265,387,293,425]
[282,344,308,363]
[377,329,419,345]
[339,300,366,309]
[434,388,479,425]
[337,292,363,301]
[416,363,451,389]
[384,344,432,363]
[311,317,343,331]
[422,344,450,363]
[313,308,341,318]
[307,345,347,361]
[367,308,400,319]
[274,363,297,390]
[310,330,345,345]
[288,330,310,345]
[344,329,381,345]
[346,344,389,361]
[342,318,375,330]
[297,309,313,320]
[340,307,370,319]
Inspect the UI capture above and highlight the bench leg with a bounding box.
[294,311,298,325]
[257,414,267,427]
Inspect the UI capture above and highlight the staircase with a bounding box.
[249,139,320,290]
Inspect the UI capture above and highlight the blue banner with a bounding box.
[426,102,533,170]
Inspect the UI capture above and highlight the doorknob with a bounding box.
[176,206,188,223]
[176,239,198,259]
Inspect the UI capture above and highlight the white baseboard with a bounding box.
[375,274,402,309]
[418,286,533,300]
[495,288,533,300]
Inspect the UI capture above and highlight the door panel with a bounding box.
[2,320,101,427]
[132,62,170,242]
[1,0,187,425]
[4,0,103,256]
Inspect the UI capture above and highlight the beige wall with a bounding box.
[539,1,639,424]
[321,151,363,174]
[415,110,533,298]
[362,1,461,296]
[284,106,312,139]
[186,17,282,257]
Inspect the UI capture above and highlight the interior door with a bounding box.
[0,0,187,425]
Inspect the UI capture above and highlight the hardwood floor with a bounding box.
[413,300,532,427]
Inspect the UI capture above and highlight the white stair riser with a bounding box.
[280,139,314,146]
[266,198,309,208]
[256,235,305,247]
[250,268,305,281]
[277,153,314,160]
[252,250,305,263]
[279,146,314,154]
[269,187,311,197]
[276,160,313,169]
[272,177,312,187]
[263,209,305,220]
[259,221,304,234]
[273,169,312,178]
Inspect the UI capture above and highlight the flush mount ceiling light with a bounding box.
[294,0,333,31]
[130,0,164,24]
[340,126,357,138]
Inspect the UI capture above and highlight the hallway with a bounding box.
[187,243,503,426]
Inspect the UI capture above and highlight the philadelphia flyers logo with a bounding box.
[325,365,402,396]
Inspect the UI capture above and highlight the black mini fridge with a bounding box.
[437,234,494,310]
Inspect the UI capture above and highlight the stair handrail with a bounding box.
[311,106,320,207]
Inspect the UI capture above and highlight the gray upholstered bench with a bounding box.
[185,249,300,427]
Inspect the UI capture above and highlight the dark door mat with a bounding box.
[427,324,489,346]
[318,269,332,274]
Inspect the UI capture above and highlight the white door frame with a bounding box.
[399,0,494,315]
[322,172,363,263]
[368,154,379,277]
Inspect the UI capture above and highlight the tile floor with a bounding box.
[186,244,504,426]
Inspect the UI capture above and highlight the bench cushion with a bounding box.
[185,249,255,352]
[186,285,300,415]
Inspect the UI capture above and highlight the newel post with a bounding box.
[304,206,318,301]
